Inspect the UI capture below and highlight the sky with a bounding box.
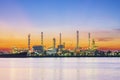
[0,0,120,50]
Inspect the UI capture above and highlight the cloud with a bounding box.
[113,28,120,32]
[93,30,111,34]
[97,37,114,42]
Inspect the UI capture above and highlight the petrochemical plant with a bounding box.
[25,30,98,56]
[1,30,119,57]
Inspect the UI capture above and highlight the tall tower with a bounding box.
[92,39,95,46]
[63,42,65,48]
[41,32,43,45]
[28,34,30,50]
[53,38,56,48]
[92,39,96,50]
[76,30,79,48]
[88,33,91,49]
[60,33,61,45]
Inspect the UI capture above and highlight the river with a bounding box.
[0,58,120,80]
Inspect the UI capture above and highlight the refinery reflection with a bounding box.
[0,30,120,57]
[77,58,80,80]
[1,58,120,80]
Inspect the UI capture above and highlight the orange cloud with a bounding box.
[96,37,114,42]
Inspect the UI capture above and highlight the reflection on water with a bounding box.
[0,58,120,80]
[77,58,80,80]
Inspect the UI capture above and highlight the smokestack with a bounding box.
[41,32,43,45]
[88,33,91,49]
[53,38,56,48]
[28,34,30,50]
[92,39,95,46]
[76,30,79,48]
[60,33,61,45]
[63,42,65,48]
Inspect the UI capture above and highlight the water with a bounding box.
[0,58,120,80]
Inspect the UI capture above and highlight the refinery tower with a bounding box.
[76,30,79,49]
[28,34,31,50]
[32,32,44,53]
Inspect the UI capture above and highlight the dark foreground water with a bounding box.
[0,58,120,80]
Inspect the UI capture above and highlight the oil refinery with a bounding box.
[0,30,120,57]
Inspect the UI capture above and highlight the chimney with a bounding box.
[88,33,91,49]
[60,33,61,45]
[76,31,79,48]
[28,34,30,50]
[41,32,43,45]
[53,38,56,48]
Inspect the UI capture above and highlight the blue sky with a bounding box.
[0,0,120,31]
[17,0,120,30]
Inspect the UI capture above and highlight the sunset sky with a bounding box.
[0,0,120,50]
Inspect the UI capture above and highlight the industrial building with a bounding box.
[46,38,57,55]
[46,48,57,55]
[57,33,65,55]
[26,30,99,56]
[32,32,44,54]
[32,45,44,53]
